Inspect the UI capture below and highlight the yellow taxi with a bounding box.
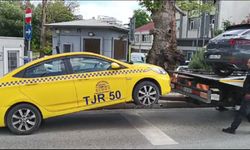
[0,52,171,135]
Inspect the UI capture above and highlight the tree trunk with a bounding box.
[146,0,183,71]
[40,0,47,57]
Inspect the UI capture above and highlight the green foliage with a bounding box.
[214,20,232,36]
[139,0,215,25]
[46,1,76,23]
[43,42,52,55]
[32,4,42,51]
[139,0,164,12]
[177,0,215,17]
[222,20,232,31]
[0,2,24,37]
[133,9,151,28]
[189,48,211,70]
[214,29,223,36]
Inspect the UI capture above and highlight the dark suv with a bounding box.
[205,24,250,76]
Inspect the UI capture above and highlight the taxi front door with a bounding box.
[68,56,128,108]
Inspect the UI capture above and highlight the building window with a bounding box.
[131,48,139,53]
[210,15,215,24]
[134,34,140,43]
[142,34,151,43]
[188,18,200,30]
[176,20,180,30]
[8,51,19,72]
[189,19,195,30]
[182,51,194,61]
[63,44,72,53]
[141,49,149,54]
[77,28,81,33]
[187,52,193,61]
[63,30,71,34]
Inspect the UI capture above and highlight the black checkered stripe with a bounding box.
[0,69,148,88]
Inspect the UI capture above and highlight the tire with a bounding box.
[6,104,42,135]
[133,81,160,106]
[213,67,233,77]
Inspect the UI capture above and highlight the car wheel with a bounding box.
[213,67,233,77]
[133,81,160,106]
[6,104,42,135]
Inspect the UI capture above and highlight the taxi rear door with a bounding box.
[18,58,78,112]
[66,55,128,108]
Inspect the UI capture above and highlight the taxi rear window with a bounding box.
[23,59,66,78]
[14,59,67,78]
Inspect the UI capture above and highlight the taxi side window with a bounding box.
[70,57,111,73]
[23,59,66,78]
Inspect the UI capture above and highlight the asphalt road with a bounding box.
[0,107,250,149]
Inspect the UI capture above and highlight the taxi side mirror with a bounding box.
[111,62,121,70]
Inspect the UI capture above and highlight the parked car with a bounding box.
[204,24,250,76]
[131,52,147,63]
[175,60,190,72]
[0,52,171,135]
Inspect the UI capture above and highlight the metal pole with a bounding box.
[196,0,201,51]
[28,40,31,61]
[202,13,206,47]
[128,44,131,62]
[23,3,26,57]
[28,40,30,52]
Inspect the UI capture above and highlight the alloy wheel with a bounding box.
[138,85,157,106]
[11,108,37,132]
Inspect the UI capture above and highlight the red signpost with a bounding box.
[25,7,32,24]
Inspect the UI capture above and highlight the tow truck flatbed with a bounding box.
[170,71,246,106]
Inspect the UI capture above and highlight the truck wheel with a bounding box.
[133,81,160,106]
[213,67,233,77]
[6,104,42,135]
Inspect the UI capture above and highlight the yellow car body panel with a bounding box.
[0,52,171,127]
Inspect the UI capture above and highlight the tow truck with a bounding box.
[170,70,246,110]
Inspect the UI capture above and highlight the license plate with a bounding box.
[209,55,221,59]
[211,94,220,101]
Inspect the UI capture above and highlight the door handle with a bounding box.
[77,78,89,81]
[25,83,38,86]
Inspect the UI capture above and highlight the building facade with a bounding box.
[0,37,24,77]
[47,19,129,61]
[132,22,154,54]
[215,0,250,30]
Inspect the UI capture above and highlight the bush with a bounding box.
[214,29,223,36]
[188,48,212,71]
